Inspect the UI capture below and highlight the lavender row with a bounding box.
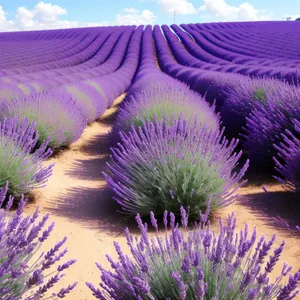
[0,29,100,69]
[0,28,123,76]
[0,28,137,101]
[183,25,300,64]
[6,28,133,89]
[184,24,300,64]
[1,31,114,83]
[176,25,300,82]
[0,27,110,68]
[202,28,300,59]
[195,22,300,45]
[189,24,300,62]
[105,24,249,218]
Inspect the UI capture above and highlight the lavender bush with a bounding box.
[0,117,53,198]
[243,83,300,168]
[273,119,300,192]
[60,82,108,124]
[0,91,87,149]
[105,117,248,218]
[87,205,300,299]
[0,82,26,102]
[220,77,280,137]
[57,84,99,124]
[113,77,219,138]
[0,182,77,299]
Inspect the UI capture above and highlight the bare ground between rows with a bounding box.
[24,95,300,299]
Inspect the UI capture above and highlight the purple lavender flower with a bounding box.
[112,76,220,140]
[0,183,77,299]
[58,81,108,123]
[0,82,27,102]
[243,84,300,169]
[277,271,300,300]
[105,117,248,218]
[56,282,78,298]
[0,117,53,198]
[87,207,299,299]
[220,77,288,139]
[273,119,300,192]
[0,90,87,149]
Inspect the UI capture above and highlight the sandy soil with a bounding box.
[24,95,300,299]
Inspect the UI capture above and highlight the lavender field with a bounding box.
[0,21,300,299]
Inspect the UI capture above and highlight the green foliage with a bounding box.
[0,137,38,197]
[253,88,267,103]
[114,79,220,138]
[1,92,87,149]
[105,118,248,218]
[0,118,53,199]
[147,250,254,300]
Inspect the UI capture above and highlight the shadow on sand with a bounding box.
[45,111,140,236]
[239,190,300,235]
[242,165,278,187]
[46,185,139,236]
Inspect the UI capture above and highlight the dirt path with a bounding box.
[24,96,300,299]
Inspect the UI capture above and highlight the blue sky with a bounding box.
[0,0,299,31]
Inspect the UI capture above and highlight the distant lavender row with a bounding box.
[1,28,138,88]
[194,22,300,55]
[0,27,118,69]
[164,24,300,83]
[0,27,135,76]
[186,24,300,63]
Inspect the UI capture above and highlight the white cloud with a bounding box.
[124,8,140,14]
[0,6,15,31]
[32,1,67,23]
[0,2,107,31]
[158,0,197,15]
[199,0,272,21]
[16,7,36,30]
[116,8,156,25]
[0,2,157,32]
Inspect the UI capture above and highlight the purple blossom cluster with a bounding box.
[274,119,300,192]
[0,82,27,102]
[0,182,77,299]
[0,90,87,149]
[87,205,300,299]
[105,117,248,218]
[243,84,300,168]
[57,82,106,124]
[0,117,53,198]
[220,77,289,138]
[112,76,219,138]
